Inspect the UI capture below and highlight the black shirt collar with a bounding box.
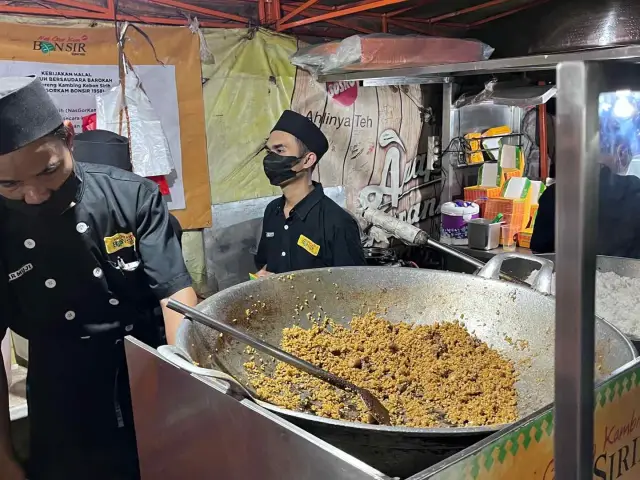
[73,161,86,204]
[276,182,324,220]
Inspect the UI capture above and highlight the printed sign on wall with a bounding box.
[0,22,210,228]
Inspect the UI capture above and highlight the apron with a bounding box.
[23,313,164,480]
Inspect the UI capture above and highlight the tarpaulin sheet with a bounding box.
[202,29,298,205]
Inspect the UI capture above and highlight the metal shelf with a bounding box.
[317,44,640,85]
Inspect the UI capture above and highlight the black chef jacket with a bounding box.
[169,213,183,246]
[531,166,640,258]
[255,183,366,274]
[0,162,191,480]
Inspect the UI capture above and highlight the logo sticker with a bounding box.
[104,232,136,254]
[297,235,320,256]
[8,263,33,282]
[33,34,88,56]
[326,80,358,107]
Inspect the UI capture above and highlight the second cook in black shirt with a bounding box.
[256,110,366,275]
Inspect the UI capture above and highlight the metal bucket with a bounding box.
[162,254,636,478]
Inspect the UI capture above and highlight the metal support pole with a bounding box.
[554,60,602,478]
[538,80,549,179]
[440,82,455,203]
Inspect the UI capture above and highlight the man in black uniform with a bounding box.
[0,77,197,480]
[255,110,366,275]
[74,129,184,246]
[531,145,640,258]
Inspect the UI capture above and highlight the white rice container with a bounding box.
[440,201,480,245]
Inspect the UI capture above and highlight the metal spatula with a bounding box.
[167,300,391,426]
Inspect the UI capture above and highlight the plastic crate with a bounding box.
[463,186,501,202]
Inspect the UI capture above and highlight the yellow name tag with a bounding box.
[297,234,320,256]
[104,232,136,254]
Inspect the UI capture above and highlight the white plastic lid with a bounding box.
[441,201,480,216]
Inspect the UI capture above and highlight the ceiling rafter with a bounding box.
[281,4,375,34]
[0,1,248,28]
[397,0,512,24]
[45,0,107,13]
[466,0,551,27]
[276,0,411,31]
[387,0,438,18]
[147,0,250,24]
[277,0,320,27]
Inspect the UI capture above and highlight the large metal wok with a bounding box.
[162,254,636,478]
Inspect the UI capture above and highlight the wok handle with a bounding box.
[156,345,258,400]
[477,253,555,294]
[167,300,368,395]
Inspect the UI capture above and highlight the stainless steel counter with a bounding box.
[126,338,391,480]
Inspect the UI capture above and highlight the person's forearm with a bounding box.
[160,286,198,345]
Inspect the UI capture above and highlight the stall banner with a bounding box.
[292,71,437,228]
[0,22,211,229]
[423,358,640,480]
[203,29,436,228]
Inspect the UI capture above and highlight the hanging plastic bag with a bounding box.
[82,112,97,132]
[96,70,175,178]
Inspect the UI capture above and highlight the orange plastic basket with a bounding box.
[484,198,526,243]
[502,168,522,185]
[463,186,501,202]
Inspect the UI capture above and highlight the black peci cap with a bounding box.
[0,76,63,155]
[271,110,329,160]
[74,130,131,171]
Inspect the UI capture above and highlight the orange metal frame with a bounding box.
[0,0,548,36]
[0,0,251,28]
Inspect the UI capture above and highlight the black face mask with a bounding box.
[1,171,80,217]
[263,152,304,186]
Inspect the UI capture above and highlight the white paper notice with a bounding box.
[0,61,185,210]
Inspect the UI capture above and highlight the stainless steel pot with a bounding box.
[161,254,636,478]
[501,254,640,345]
[500,253,640,280]
[530,0,640,54]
